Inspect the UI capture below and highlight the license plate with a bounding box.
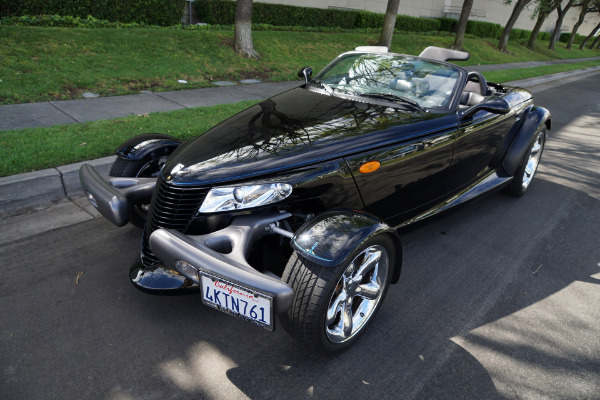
[200,272,273,330]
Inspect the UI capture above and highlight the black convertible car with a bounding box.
[80,46,550,354]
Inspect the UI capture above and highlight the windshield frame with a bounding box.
[309,51,468,112]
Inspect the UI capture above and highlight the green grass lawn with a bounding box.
[1,25,599,105]
[484,61,600,83]
[0,100,257,176]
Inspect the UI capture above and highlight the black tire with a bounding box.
[109,156,164,228]
[505,128,546,197]
[281,235,395,354]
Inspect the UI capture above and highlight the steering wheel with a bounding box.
[467,71,488,96]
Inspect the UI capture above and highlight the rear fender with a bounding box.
[116,133,181,161]
[291,210,403,284]
[502,106,551,176]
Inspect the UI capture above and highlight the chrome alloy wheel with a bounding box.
[522,131,545,190]
[325,245,389,344]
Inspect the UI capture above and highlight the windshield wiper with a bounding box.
[359,92,425,112]
[312,79,334,95]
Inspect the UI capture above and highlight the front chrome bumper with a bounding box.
[79,163,156,226]
[148,214,295,315]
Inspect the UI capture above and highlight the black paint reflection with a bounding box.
[162,87,434,185]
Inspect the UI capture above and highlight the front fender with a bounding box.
[116,133,181,161]
[291,210,403,284]
[502,106,551,176]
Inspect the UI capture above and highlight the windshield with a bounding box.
[312,53,462,110]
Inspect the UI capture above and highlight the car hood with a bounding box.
[162,87,454,185]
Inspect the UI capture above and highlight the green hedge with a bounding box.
[436,17,457,32]
[353,10,384,29]
[466,20,502,39]
[510,28,532,41]
[559,32,587,44]
[433,18,502,38]
[195,1,359,27]
[0,0,185,26]
[195,1,440,32]
[396,15,440,32]
[0,14,159,28]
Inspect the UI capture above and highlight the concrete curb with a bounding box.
[0,156,115,217]
[2,66,600,217]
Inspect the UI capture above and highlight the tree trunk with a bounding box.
[452,0,474,50]
[377,0,401,50]
[592,32,600,48]
[579,20,600,49]
[234,0,260,59]
[549,0,575,50]
[527,11,548,50]
[567,0,591,49]
[498,0,533,52]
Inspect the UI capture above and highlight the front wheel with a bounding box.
[281,235,394,354]
[505,128,546,197]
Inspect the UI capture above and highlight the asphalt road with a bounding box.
[2,75,599,400]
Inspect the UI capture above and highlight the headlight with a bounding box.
[199,183,292,213]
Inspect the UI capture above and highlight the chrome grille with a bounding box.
[141,178,209,265]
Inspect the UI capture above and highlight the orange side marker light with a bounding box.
[359,161,381,174]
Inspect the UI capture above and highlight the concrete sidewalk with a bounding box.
[1,60,600,219]
[0,81,302,131]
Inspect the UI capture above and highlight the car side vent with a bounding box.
[141,178,209,266]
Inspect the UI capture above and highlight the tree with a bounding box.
[579,17,600,48]
[527,0,561,50]
[548,0,576,50]
[498,0,535,52]
[234,0,260,59]
[452,0,474,50]
[567,0,600,49]
[377,0,401,50]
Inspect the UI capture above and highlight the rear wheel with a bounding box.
[505,128,546,197]
[281,235,394,354]
[109,156,166,228]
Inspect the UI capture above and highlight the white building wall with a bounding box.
[257,0,600,38]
